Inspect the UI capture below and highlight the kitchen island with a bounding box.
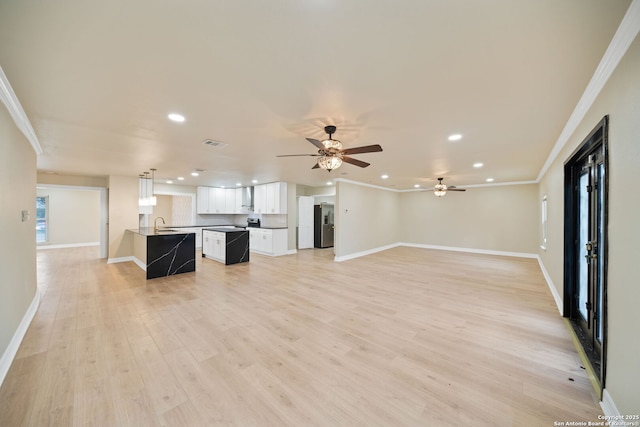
[202,228,249,265]
[128,228,196,279]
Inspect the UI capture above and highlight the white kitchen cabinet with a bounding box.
[198,186,245,214]
[202,229,214,255]
[254,182,287,214]
[211,188,225,213]
[253,184,267,214]
[226,188,242,213]
[197,187,210,214]
[203,230,225,262]
[249,228,287,256]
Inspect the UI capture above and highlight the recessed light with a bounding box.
[473,162,484,168]
[381,174,389,179]
[168,113,185,122]
[191,172,199,177]
[327,181,333,186]
[486,178,494,182]
[177,176,184,181]
[166,180,173,184]
[236,183,242,186]
[448,134,463,141]
[414,184,420,188]
[252,179,258,184]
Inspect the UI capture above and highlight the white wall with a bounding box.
[107,175,139,260]
[36,187,100,246]
[335,180,400,258]
[399,184,539,254]
[539,34,640,415]
[0,100,38,377]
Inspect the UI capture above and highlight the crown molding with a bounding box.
[0,66,42,155]
[537,0,640,182]
[334,178,398,192]
[336,177,537,192]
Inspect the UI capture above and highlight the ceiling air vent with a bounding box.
[202,139,227,148]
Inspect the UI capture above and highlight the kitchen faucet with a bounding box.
[154,216,165,232]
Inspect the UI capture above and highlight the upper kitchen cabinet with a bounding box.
[196,186,246,214]
[196,186,210,214]
[254,182,287,214]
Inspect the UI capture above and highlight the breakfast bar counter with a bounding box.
[128,228,196,279]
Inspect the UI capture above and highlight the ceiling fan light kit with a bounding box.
[432,177,466,197]
[277,125,383,172]
[317,155,343,171]
[434,182,447,197]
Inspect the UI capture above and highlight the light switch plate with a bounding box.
[21,210,29,222]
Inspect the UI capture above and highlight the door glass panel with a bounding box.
[596,163,605,342]
[578,172,589,321]
[36,196,48,243]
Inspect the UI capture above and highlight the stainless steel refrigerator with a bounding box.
[314,203,334,248]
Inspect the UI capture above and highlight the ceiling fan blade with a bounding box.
[276,154,319,157]
[312,163,320,169]
[306,138,325,150]
[341,144,383,155]
[342,156,370,168]
[447,188,466,191]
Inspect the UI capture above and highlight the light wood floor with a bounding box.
[0,246,602,426]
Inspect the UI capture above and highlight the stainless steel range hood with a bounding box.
[241,186,254,211]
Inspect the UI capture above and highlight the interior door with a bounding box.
[564,116,607,393]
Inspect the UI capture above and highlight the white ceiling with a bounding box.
[0,0,632,189]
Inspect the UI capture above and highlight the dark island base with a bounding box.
[147,233,196,279]
[225,230,249,265]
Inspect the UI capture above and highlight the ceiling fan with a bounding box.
[277,125,383,172]
[427,177,466,197]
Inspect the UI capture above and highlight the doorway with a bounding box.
[563,116,608,394]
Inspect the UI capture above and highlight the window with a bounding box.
[541,195,548,250]
[36,196,48,243]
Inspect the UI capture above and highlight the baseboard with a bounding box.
[107,256,136,264]
[37,242,100,250]
[335,242,538,263]
[0,288,41,388]
[132,257,146,271]
[400,242,538,259]
[334,243,401,262]
[600,389,620,418]
[536,256,563,315]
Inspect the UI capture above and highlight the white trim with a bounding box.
[110,256,146,271]
[455,180,537,189]
[401,242,537,259]
[334,243,401,262]
[0,288,40,388]
[536,256,563,315]
[0,66,43,155]
[537,0,640,182]
[334,178,397,192]
[37,242,99,250]
[132,257,146,271]
[336,177,538,193]
[36,184,105,191]
[600,389,620,418]
[107,256,136,264]
[336,242,538,262]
